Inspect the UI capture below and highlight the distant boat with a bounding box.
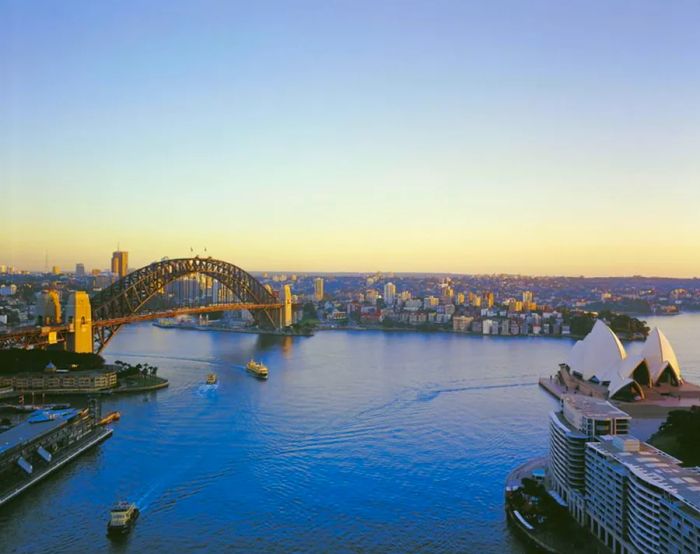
[206,373,218,385]
[98,411,121,425]
[246,360,269,380]
[107,501,139,537]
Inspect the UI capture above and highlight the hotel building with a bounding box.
[547,395,700,554]
[548,396,630,522]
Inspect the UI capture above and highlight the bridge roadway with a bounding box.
[0,302,285,349]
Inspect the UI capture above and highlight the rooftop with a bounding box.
[591,435,700,515]
[0,409,79,457]
[563,394,630,420]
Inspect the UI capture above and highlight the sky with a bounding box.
[1,1,699,277]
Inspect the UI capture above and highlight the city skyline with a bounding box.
[3,1,700,277]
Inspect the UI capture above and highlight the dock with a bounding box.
[0,426,112,507]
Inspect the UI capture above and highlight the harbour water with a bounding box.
[1,314,698,553]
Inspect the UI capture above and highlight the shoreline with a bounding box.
[504,457,611,553]
[153,322,313,337]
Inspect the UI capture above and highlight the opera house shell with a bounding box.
[562,320,682,400]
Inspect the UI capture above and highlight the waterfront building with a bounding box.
[0,403,112,508]
[111,250,128,278]
[383,282,396,305]
[484,292,495,308]
[314,277,324,301]
[559,321,685,400]
[0,368,117,392]
[452,315,474,332]
[586,436,700,554]
[423,296,439,309]
[548,396,630,520]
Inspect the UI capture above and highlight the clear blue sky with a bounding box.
[2,1,699,276]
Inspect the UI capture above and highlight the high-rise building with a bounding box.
[51,265,61,275]
[456,292,465,305]
[548,395,630,516]
[383,282,396,305]
[111,250,128,278]
[586,435,700,554]
[522,290,534,304]
[313,278,324,301]
[484,291,495,308]
[75,263,86,276]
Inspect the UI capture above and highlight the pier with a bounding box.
[0,426,112,507]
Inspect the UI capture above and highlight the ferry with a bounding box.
[98,411,121,426]
[246,360,269,380]
[206,373,218,385]
[107,501,139,537]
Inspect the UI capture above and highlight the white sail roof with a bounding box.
[640,327,682,383]
[563,321,683,398]
[566,320,627,381]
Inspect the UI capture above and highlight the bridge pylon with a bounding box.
[66,291,93,353]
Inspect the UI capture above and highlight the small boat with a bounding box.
[107,501,139,537]
[206,373,218,385]
[98,411,121,425]
[246,359,269,379]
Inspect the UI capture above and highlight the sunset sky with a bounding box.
[2,1,699,276]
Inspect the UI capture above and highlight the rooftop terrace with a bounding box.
[591,435,700,515]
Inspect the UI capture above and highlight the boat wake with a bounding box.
[196,383,219,396]
[415,381,532,402]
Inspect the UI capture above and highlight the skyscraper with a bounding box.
[383,282,396,305]
[111,250,128,278]
[75,263,85,276]
[314,278,324,301]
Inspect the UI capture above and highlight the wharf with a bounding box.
[538,376,565,400]
[0,426,112,508]
[505,457,611,554]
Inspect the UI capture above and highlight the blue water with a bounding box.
[1,314,698,552]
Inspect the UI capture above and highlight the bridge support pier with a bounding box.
[66,292,93,353]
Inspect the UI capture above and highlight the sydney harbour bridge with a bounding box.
[0,258,295,354]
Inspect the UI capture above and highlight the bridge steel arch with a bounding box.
[90,257,282,352]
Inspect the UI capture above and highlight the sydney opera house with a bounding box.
[557,320,686,401]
